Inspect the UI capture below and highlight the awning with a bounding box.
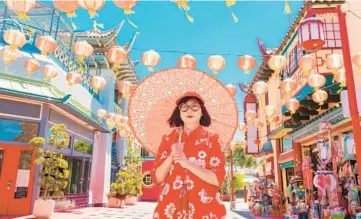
[280,160,295,169]
[268,124,296,139]
[0,73,109,132]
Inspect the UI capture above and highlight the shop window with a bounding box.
[141,148,151,157]
[285,167,295,185]
[82,160,91,193]
[69,158,83,194]
[0,118,39,143]
[280,137,292,153]
[47,128,71,149]
[143,173,152,186]
[287,44,303,76]
[73,138,92,154]
[322,18,342,48]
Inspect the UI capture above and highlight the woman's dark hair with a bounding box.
[167,96,211,128]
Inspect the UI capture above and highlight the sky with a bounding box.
[64,0,304,141]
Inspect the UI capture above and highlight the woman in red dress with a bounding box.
[151,92,227,219]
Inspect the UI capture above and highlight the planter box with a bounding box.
[32,199,55,218]
[107,197,124,208]
[125,196,138,205]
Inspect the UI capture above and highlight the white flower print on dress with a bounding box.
[153,212,160,219]
[198,151,207,159]
[215,192,223,205]
[177,211,182,219]
[198,189,213,203]
[188,202,195,218]
[198,159,206,168]
[185,175,194,191]
[209,156,221,168]
[202,213,218,219]
[173,176,183,190]
[161,151,168,160]
[164,202,176,218]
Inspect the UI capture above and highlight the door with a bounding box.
[141,160,161,201]
[0,144,35,216]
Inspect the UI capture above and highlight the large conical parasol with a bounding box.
[128,68,239,155]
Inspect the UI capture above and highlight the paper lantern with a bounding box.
[334,68,346,88]
[280,78,297,97]
[238,122,247,133]
[97,109,107,119]
[106,118,116,130]
[238,55,256,74]
[265,105,277,117]
[36,36,57,56]
[207,55,226,74]
[178,54,196,69]
[252,118,264,129]
[269,114,282,125]
[5,0,36,20]
[113,114,124,123]
[66,72,82,87]
[3,29,26,50]
[117,80,132,98]
[73,41,93,63]
[254,139,260,145]
[226,84,237,97]
[107,46,128,69]
[327,53,343,74]
[308,72,326,90]
[252,81,268,102]
[113,0,138,14]
[268,55,287,76]
[286,98,300,114]
[352,53,361,71]
[298,17,325,52]
[107,113,115,121]
[43,65,58,80]
[91,76,106,94]
[245,110,257,122]
[312,89,328,105]
[78,0,105,18]
[141,50,160,71]
[53,0,79,17]
[1,46,19,66]
[298,54,316,75]
[24,59,40,76]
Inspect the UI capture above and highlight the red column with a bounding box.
[274,140,283,189]
[293,141,303,178]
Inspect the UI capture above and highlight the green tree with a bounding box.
[226,145,258,169]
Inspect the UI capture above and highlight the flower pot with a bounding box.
[125,195,138,205]
[107,197,122,208]
[32,199,55,218]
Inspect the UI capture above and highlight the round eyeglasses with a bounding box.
[179,104,201,112]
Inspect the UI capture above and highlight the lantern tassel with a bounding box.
[332,68,339,75]
[126,16,138,28]
[147,66,154,72]
[26,25,35,34]
[284,0,292,14]
[184,11,194,23]
[177,2,190,11]
[79,64,84,74]
[124,8,135,15]
[67,11,76,18]
[113,62,120,70]
[71,21,78,31]
[77,56,85,63]
[18,13,30,20]
[93,21,104,30]
[41,51,47,57]
[230,8,239,23]
[104,58,110,69]
[88,10,98,19]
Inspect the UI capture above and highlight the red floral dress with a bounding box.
[151,126,227,219]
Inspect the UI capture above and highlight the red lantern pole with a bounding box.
[307,4,361,179]
[230,149,235,210]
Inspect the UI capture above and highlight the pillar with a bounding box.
[293,141,303,178]
[273,139,283,190]
[89,68,114,206]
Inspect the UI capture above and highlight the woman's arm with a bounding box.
[183,161,220,187]
[150,135,173,186]
[154,155,173,184]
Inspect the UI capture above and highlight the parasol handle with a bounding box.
[178,128,182,144]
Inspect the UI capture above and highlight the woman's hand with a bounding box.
[172,143,190,168]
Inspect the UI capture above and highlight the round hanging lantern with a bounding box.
[286,98,300,114]
[141,50,160,71]
[254,139,260,145]
[113,0,138,14]
[308,72,326,90]
[66,72,82,87]
[298,17,325,53]
[91,76,106,94]
[24,59,40,76]
[2,46,19,66]
[3,29,26,50]
[269,114,282,125]
[253,118,264,129]
[268,55,287,76]
[238,55,256,74]
[107,113,115,121]
[53,0,79,17]
[245,110,257,122]
[73,41,93,63]
[226,84,237,97]
[298,54,316,75]
[107,46,128,69]
[280,78,297,97]
[113,114,124,124]
[312,89,328,105]
[117,80,132,98]
[252,81,268,95]
[36,36,57,56]
[334,68,346,88]
[43,65,58,80]
[78,0,105,18]
[327,53,343,74]
[5,0,36,20]
[207,55,226,74]
[106,118,116,130]
[239,122,247,133]
[265,105,277,118]
[97,109,107,120]
[352,52,361,70]
[178,54,196,69]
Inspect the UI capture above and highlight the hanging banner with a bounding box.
[344,134,355,160]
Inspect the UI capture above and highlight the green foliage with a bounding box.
[74,140,92,154]
[29,124,70,200]
[220,173,247,195]
[226,146,258,169]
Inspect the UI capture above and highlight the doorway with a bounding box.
[0,144,36,216]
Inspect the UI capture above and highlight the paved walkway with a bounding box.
[8,200,252,219]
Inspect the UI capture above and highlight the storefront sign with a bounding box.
[265,162,273,176]
[0,118,39,143]
[14,187,28,199]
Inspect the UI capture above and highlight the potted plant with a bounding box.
[107,180,126,208]
[29,124,70,218]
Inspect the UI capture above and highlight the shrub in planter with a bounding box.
[29,124,70,218]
